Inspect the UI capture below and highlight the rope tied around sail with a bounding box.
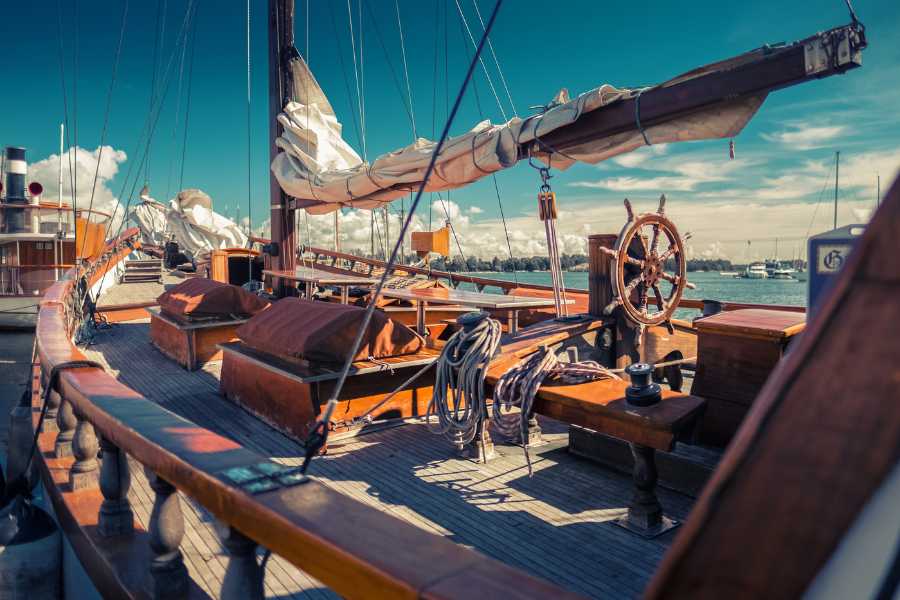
[428,314,502,447]
[493,346,620,476]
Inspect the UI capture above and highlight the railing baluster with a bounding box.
[218,523,264,600]
[42,389,61,433]
[146,470,189,599]
[98,436,134,537]
[55,395,77,457]
[69,410,99,490]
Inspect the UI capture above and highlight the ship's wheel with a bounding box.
[600,195,695,331]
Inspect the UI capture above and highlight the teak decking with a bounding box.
[77,299,698,598]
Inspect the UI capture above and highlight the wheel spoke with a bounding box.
[658,244,678,263]
[623,276,642,298]
[660,271,697,290]
[652,284,668,312]
[625,255,644,268]
[639,283,648,309]
[650,224,661,253]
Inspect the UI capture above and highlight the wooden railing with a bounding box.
[302,246,807,314]
[32,233,582,598]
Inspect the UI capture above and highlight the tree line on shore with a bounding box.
[425,255,738,273]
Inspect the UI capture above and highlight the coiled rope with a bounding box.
[428,315,502,446]
[493,346,620,475]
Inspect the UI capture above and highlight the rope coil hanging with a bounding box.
[428,314,502,446]
[493,346,619,475]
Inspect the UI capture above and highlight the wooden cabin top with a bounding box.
[693,308,806,340]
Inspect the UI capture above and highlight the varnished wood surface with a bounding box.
[264,267,377,286]
[646,174,900,599]
[693,308,806,340]
[78,318,694,598]
[380,286,567,309]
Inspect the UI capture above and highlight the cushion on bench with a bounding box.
[236,297,423,364]
[157,278,270,319]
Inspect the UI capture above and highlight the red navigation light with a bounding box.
[28,182,43,196]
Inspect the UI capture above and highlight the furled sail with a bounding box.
[131,189,248,259]
[270,55,764,215]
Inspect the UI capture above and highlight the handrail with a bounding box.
[303,245,808,314]
[32,233,582,599]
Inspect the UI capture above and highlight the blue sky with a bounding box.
[2,0,899,260]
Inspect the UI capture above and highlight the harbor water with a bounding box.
[463,271,806,309]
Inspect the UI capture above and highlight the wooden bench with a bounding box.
[692,308,805,445]
[218,341,440,441]
[483,317,707,538]
[148,306,248,371]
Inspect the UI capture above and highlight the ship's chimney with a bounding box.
[5,146,27,203]
[4,146,28,233]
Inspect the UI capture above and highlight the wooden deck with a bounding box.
[84,278,701,599]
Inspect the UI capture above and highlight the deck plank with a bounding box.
[81,309,698,599]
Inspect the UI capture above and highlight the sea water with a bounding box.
[462,271,806,308]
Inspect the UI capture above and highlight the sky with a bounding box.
[2,0,899,261]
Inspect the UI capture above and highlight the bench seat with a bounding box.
[148,307,248,370]
[218,341,439,441]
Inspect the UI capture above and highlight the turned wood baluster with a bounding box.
[97,437,134,537]
[42,389,61,433]
[55,395,77,457]
[146,470,188,599]
[218,523,264,600]
[69,410,99,490]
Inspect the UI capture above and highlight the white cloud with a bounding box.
[610,143,669,168]
[468,205,483,214]
[28,145,128,230]
[569,157,750,192]
[761,123,846,150]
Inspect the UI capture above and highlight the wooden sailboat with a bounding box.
[14,2,897,599]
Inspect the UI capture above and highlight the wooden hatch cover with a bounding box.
[644,174,900,598]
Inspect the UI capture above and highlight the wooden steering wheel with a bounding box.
[600,195,695,328]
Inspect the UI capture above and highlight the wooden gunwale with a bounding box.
[34,234,583,599]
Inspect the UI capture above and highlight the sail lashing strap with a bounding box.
[634,87,653,146]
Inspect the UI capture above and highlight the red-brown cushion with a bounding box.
[236,297,423,363]
[157,278,270,319]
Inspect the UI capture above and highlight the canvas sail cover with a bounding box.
[271,56,766,215]
[131,189,248,259]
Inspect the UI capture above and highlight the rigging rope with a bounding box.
[346,0,367,160]
[166,1,191,202]
[328,2,364,161]
[493,346,619,475]
[55,0,77,231]
[80,0,129,259]
[303,0,506,474]
[429,315,502,445]
[394,0,417,139]
[178,8,198,191]
[470,0,517,118]
[454,0,508,122]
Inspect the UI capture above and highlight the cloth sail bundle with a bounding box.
[131,188,249,259]
[271,55,766,215]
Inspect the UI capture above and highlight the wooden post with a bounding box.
[55,395,77,457]
[589,233,641,368]
[147,470,188,599]
[42,389,61,433]
[588,234,617,316]
[218,523,264,600]
[268,0,297,296]
[69,411,99,490]
[98,436,134,537]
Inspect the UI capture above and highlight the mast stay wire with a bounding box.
[146,0,168,185]
[245,0,254,280]
[394,0,417,140]
[301,0,505,471]
[93,0,198,305]
[454,7,517,284]
[453,0,508,122]
[165,9,192,203]
[178,8,199,192]
[81,0,130,259]
[328,3,364,161]
[55,0,78,230]
[470,0,517,118]
[346,0,367,160]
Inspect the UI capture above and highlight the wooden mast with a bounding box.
[268,0,296,294]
